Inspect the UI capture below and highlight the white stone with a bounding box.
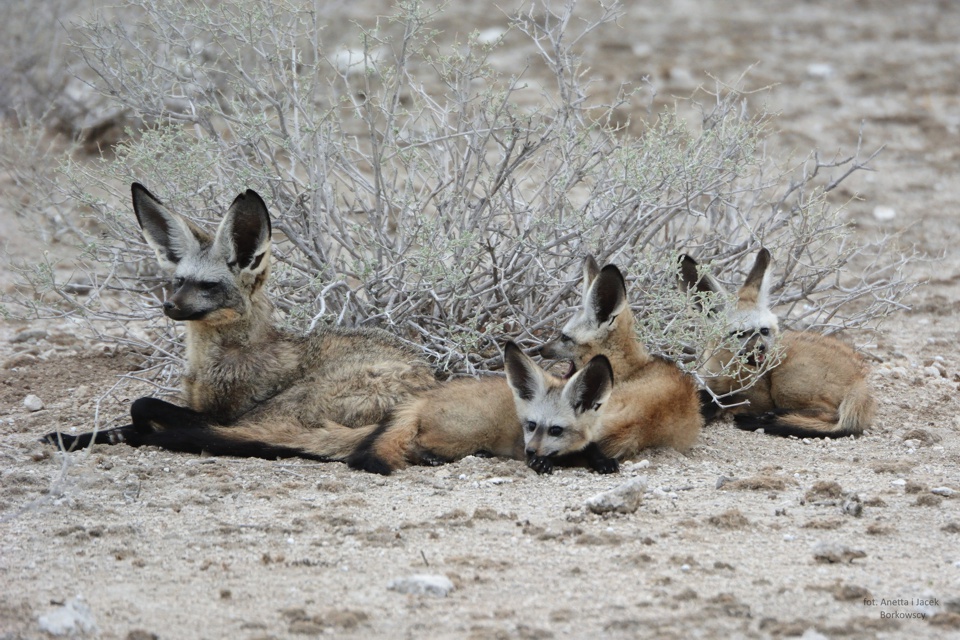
[806,63,834,78]
[584,476,647,514]
[23,395,44,412]
[37,598,97,636]
[388,574,454,597]
[872,206,897,222]
[476,27,506,44]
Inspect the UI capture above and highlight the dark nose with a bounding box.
[757,343,766,353]
[163,300,176,312]
[525,448,536,457]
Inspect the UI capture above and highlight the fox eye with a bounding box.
[560,333,573,344]
[525,421,536,433]
[173,277,185,288]
[547,426,563,437]
[759,327,770,336]
[198,281,220,291]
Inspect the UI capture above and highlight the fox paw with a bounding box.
[41,427,131,451]
[527,455,554,475]
[347,454,394,476]
[418,452,449,467]
[41,431,79,450]
[590,456,619,474]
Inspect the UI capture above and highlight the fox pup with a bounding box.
[538,257,703,459]
[678,247,874,438]
[347,341,617,475]
[44,184,437,460]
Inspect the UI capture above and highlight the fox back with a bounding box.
[679,248,874,438]
[539,257,703,458]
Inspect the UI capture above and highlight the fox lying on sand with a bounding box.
[679,248,874,438]
[347,341,617,475]
[537,256,703,459]
[45,184,437,460]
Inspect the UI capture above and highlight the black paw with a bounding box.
[734,412,777,431]
[590,456,619,474]
[42,426,134,451]
[347,454,394,476]
[581,443,619,474]
[418,451,450,467]
[41,431,80,450]
[527,455,554,475]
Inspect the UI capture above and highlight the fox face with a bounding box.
[132,184,272,325]
[503,341,613,461]
[679,248,780,372]
[538,256,628,366]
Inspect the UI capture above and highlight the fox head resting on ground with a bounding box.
[132,183,272,326]
[503,341,617,473]
[679,248,780,374]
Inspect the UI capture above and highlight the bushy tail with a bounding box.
[734,381,874,439]
[347,402,422,475]
[133,397,381,460]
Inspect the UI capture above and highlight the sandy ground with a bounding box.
[2,1,960,638]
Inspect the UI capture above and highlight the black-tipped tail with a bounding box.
[734,409,860,439]
[346,413,395,475]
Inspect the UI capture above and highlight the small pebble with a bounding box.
[812,542,866,564]
[37,597,97,636]
[806,63,834,78]
[932,487,955,497]
[23,395,44,412]
[10,329,48,344]
[584,477,647,514]
[387,574,454,597]
[872,206,897,222]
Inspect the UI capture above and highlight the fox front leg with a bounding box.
[42,425,137,451]
[581,442,619,474]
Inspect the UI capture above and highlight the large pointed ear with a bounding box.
[587,264,627,325]
[738,248,772,309]
[678,254,726,312]
[563,354,613,414]
[212,190,272,274]
[131,183,209,270]
[581,255,602,299]
[504,341,546,402]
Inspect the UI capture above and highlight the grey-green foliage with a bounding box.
[7,0,914,383]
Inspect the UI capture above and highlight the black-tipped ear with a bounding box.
[678,253,727,314]
[214,190,272,272]
[742,248,771,294]
[566,354,613,413]
[678,254,714,295]
[590,265,627,324]
[131,183,208,269]
[504,341,542,402]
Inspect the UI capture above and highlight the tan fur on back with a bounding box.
[598,358,702,458]
[370,377,525,470]
[568,308,703,459]
[710,331,874,436]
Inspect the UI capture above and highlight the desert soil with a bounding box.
[2,1,960,639]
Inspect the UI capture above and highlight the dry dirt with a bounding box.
[2,1,960,639]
